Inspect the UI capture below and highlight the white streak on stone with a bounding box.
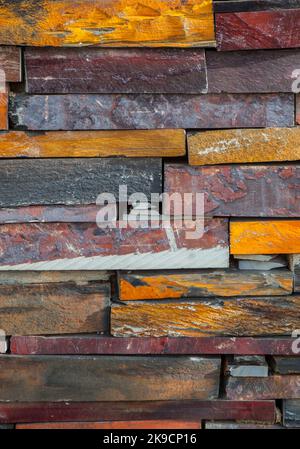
[0,247,229,271]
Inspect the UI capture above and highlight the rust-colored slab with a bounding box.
[0,281,110,336]
[216,9,300,50]
[111,296,300,337]
[165,164,300,217]
[0,46,21,82]
[16,420,201,429]
[25,48,207,94]
[10,336,299,356]
[0,0,215,47]
[188,128,300,165]
[119,269,293,300]
[230,220,300,254]
[0,400,276,424]
[0,355,221,402]
[0,220,229,270]
[226,376,300,400]
[0,130,185,158]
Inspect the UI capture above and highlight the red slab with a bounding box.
[216,10,300,51]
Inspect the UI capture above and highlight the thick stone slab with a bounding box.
[0,220,229,270]
[216,10,300,51]
[0,355,221,402]
[0,46,21,82]
[119,269,293,300]
[0,158,162,207]
[188,128,300,165]
[9,93,294,130]
[270,357,300,374]
[0,130,185,158]
[0,400,275,424]
[207,50,300,93]
[10,336,299,356]
[111,296,300,337]
[0,0,215,47]
[0,281,110,336]
[25,48,207,94]
[164,165,300,217]
[226,376,300,400]
[230,220,300,254]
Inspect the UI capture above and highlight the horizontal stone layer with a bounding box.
[0,355,221,402]
[230,220,300,254]
[0,400,276,424]
[0,281,110,336]
[0,0,215,47]
[25,48,207,94]
[10,336,298,356]
[0,220,229,270]
[164,165,300,217]
[111,296,300,337]
[206,50,300,93]
[226,376,300,399]
[16,420,202,429]
[0,130,185,158]
[270,357,300,374]
[9,93,294,130]
[216,10,300,50]
[0,158,162,207]
[188,127,300,165]
[0,46,21,82]
[119,269,293,300]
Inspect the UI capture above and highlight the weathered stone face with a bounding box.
[188,128,300,165]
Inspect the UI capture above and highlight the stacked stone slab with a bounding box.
[0,0,299,430]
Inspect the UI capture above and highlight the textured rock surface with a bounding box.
[165,164,300,217]
[0,158,162,207]
[206,50,300,93]
[0,282,110,335]
[0,130,185,157]
[0,355,221,402]
[270,357,300,374]
[9,93,294,130]
[297,96,300,124]
[230,220,300,254]
[0,400,276,424]
[0,46,21,82]
[9,336,299,356]
[188,128,300,165]
[111,296,300,337]
[226,376,300,400]
[119,269,293,300]
[0,220,229,270]
[0,0,215,47]
[216,10,300,50]
[25,48,207,94]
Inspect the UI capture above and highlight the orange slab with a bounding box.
[230,220,300,255]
